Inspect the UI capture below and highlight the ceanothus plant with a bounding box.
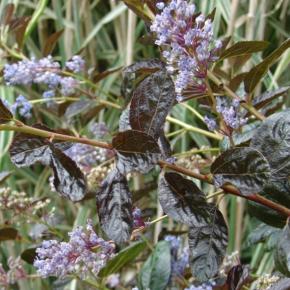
[1,0,290,289]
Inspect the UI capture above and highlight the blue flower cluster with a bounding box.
[165,235,189,277]
[216,97,247,129]
[33,220,115,279]
[11,95,32,119]
[150,0,221,101]
[204,97,248,131]
[1,96,32,119]
[4,55,84,98]
[185,283,214,290]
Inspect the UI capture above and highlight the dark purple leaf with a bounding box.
[97,169,133,245]
[158,132,172,158]
[211,147,271,195]
[43,29,64,56]
[268,278,290,290]
[21,247,37,264]
[0,99,13,124]
[119,107,131,132]
[158,172,209,226]
[0,4,14,25]
[244,38,290,93]
[219,41,269,61]
[188,206,228,283]
[121,59,165,104]
[93,67,122,83]
[252,87,290,110]
[50,146,86,202]
[250,110,290,179]
[112,130,161,174]
[129,70,175,139]
[9,133,52,167]
[0,227,18,242]
[226,265,250,290]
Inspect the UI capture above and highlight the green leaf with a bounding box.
[138,241,171,290]
[0,227,18,242]
[244,38,290,93]
[219,41,269,61]
[274,221,290,276]
[211,147,271,195]
[99,241,146,278]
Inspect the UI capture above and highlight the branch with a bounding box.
[1,123,290,218]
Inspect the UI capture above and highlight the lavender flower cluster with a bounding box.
[151,0,221,101]
[205,97,248,132]
[185,283,214,290]
[33,220,115,279]
[165,235,189,278]
[4,55,85,99]
[1,96,32,119]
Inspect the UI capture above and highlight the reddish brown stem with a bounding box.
[1,123,290,217]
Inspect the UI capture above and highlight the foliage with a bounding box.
[0,0,290,289]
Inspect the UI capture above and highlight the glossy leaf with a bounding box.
[0,99,13,124]
[119,107,131,132]
[274,221,290,276]
[211,147,271,195]
[268,278,290,290]
[244,38,290,93]
[50,147,87,202]
[9,133,52,167]
[247,223,281,247]
[130,70,175,139]
[138,241,171,290]
[43,29,64,56]
[158,172,208,226]
[21,247,37,264]
[9,130,86,202]
[225,265,250,290]
[0,227,18,241]
[112,130,161,174]
[99,241,146,277]
[189,206,228,283]
[250,110,290,179]
[97,169,133,245]
[121,59,165,104]
[252,86,290,110]
[219,41,269,61]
